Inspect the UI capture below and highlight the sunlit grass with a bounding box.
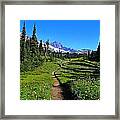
[71,80,100,100]
[20,61,59,100]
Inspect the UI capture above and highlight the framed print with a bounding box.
[0,0,119,119]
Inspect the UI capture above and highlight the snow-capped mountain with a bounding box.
[38,40,91,54]
[51,41,63,49]
[50,41,77,53]
[49,45,68,53]
[78,49,92,54]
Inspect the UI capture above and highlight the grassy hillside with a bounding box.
[20,61,59,100]
[55,58,100,100]
[20,57,100,100]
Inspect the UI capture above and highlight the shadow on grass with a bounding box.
[54,72,77,100]
[61,66,99,75]
[68,62,99,68]
[61,81,76,100]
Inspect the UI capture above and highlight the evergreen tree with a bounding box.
[20,21,26,63]
[43,43,46,56]
[31,24,38,57]
[46,39,49,56]
[90,50,94,61]
[25,37,31,58]
[39,40,43,55]
[88,50,90,60]
[32,24,37,42]
[20,21,26,41]
[96,42,100,62]
[66,52,69,58]
[46,39,49,49]
[20,22,32,71]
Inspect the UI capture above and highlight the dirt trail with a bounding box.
[51,72,63,100]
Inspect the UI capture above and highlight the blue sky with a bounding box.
[20,20,100,50]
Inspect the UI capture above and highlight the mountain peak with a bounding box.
[51,41,63,49]
[50,41,77,53]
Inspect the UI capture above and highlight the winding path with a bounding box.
[51,72,63,100]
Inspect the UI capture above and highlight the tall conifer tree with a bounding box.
[32,24,37,42]
[20,21,26,63]
[96,42,100,62]
[31,24,38,56]
[39,40,43,55]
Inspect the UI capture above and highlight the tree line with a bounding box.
[88,42,100,62]
[20,22,50,72]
